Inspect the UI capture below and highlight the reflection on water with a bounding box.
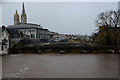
[2,54,118,78]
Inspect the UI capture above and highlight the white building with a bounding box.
[7,23,50,41]
[0,26,10,54]
[2,26,10,51]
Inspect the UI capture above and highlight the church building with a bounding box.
[7,3,51,42]
[14,3,27,25]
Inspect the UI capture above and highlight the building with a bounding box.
[14,3,27,25]
[51,34,68,42]
[0,26,10,54]
[7,3,51,43]
[21,3,27,24]
[7,23,50,40]
[1,26,10,51]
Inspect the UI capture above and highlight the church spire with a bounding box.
[14,10,19,25]
[21,2,27,24]
[15,10,18,15]
[22,2,25,14]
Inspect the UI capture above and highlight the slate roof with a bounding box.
[7,23,48,30]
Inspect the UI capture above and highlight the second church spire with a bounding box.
[21,2,27,24]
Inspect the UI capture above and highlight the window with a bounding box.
[26,35,30,38]
[31,34,35,38]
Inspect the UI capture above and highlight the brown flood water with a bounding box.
[2,53,118,78]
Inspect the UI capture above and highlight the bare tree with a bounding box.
[95,10,120,53]
[96,10,119,27]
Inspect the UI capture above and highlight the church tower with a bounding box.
[21,2,27,24]
[14,10,19,25]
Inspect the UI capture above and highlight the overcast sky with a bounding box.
[2,2,118,35]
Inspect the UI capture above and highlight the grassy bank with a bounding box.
[8,45,118,54]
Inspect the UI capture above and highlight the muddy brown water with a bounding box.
[2,53,118,78]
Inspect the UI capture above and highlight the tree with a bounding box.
[95,10,120,53]
[91,26,115,46]
[96,10,119,28]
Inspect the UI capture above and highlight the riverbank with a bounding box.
[8,45,118,54]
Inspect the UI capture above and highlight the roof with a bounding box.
[7,23,43,29]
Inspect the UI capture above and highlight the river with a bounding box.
[2,53,118,78]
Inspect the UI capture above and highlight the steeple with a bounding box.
[14,10,19,25]
[15,10,18,15]
[21,2,27,24]
[22,2,25,14]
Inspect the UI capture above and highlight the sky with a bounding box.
[2,2,118,35]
